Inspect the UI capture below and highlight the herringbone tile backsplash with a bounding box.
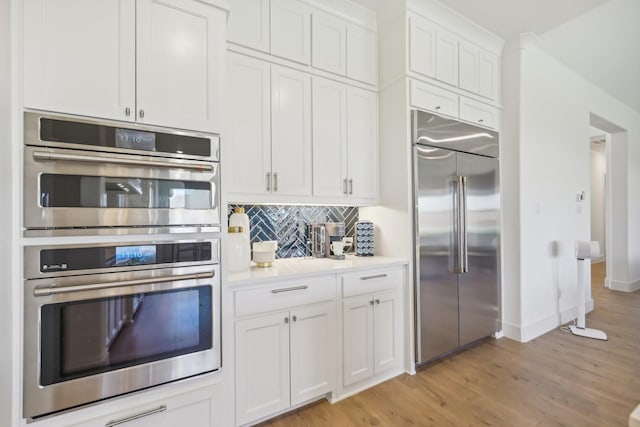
[228,205,359,258]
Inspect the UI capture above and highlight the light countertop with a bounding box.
[227,255,407,286]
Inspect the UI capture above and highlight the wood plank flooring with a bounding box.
[260,262,639,426]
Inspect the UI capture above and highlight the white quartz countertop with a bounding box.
[227,255,407,286]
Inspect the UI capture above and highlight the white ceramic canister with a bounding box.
[229,207,250,239]
[227,226,250,272]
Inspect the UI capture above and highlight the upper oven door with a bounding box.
[24,145,221,230]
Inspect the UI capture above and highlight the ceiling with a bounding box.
[350,0,640,113]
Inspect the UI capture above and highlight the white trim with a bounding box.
[609,279,640,293]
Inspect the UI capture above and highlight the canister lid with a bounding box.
[234,207,245,214]
[228,226,244,233]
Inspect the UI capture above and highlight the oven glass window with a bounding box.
[39,286,213,386]
[39,174,211,209]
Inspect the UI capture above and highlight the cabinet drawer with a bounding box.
[341,267,402,298]
[459,96,499,129]
[235,276,336,317]
[410,80,458,118]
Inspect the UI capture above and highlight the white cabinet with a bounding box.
[311,77,377,202]
[227,0,270,53]
[410,79,458,118]
[235,303,335,426]
[70,386,221,427]
[312,9,347,76]
[408,13,436,79]
[346,25,377,85]
[478,50,500,101]
[435,27,458,87]
[341,268,402,387]
[23,0,226,133]
[459,96,499,129]
[270,0,311,65]
[458,40,479,94]
[227,55,312,198]
[271,65,313,196]
[459,41,500,101]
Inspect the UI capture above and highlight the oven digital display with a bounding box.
[115,128,156,151]
[115,245,157,266]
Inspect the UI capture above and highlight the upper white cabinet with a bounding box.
[23,0,226,133]
[271,0,312,65]
[407,11,501,104]
[346,25,377,85]
[227,0,270,53]
[346,86,378,201]
[312,9,347,75]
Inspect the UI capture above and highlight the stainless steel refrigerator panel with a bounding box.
[412,110,499,158]
[457,152,501,345]
[414,146,460,363]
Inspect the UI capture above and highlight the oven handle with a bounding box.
[32,150,214,172]
[33,271,215,297]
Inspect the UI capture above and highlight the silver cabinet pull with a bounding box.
[271,285,308,294]
[266,172,271,191]
[105,405,167,427]
[284,317,289,324]
[360,273,387,281]
[375,299,380,304]
[369,299,374,306]
[125,107,131,116]
[273,172,278,192]
[343,178,348,195]
[32,150,214,172]
[479,119,484,123]
[139,109,145,118]
[292,315,297,322]
[34,272,214,297]
[435,106,441,110]
[348,179,353,195]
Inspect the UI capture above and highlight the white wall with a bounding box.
[503,34,640,341]
[590,142,606,262]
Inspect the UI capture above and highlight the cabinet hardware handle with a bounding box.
[284,317,289,323]
[369,299,375,306]
[360,273,387,281]
[139,109,145,118]
[375,299,380,304]
[266,172,271,191]
[343,178,348,195]
[34,272,214,297]
[292,315,297,322]
[273,172,278,192]
[271,285,308,294]
[479,119,484,123]
[105,405,167,427]
[125,107,131,116]
[435,106,441,110]
[32,150,214,172]
[348,179,353,195]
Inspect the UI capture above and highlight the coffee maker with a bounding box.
[324,222,345,260]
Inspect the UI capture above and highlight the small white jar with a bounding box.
[228,226,250,272]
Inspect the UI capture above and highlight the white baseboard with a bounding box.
[503,299,594,343]
[609,278,640,292]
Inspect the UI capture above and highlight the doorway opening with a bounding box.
[589,127,607,286]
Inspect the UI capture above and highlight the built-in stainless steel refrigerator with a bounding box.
[412,110,501,365]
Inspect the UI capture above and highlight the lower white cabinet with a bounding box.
[70,386,221,427]
[340,268,403,388]
[235,302,335,425]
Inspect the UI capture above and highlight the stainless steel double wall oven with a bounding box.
[22,112,222,420]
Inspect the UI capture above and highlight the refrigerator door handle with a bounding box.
[460,176,469,273]
[450,176,468,273]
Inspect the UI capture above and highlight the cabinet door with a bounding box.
[373,289,401,375]
[459,96,499,129]
[136,0,225,133]
[235,313,290,426]
[290,303,336,406]
[478,50,500,101]
[347,87,378,201]
[312,77,348,198]
[227,0,270,52]
[408,13,436,79]
[270,0,311,65]
[227,53,272,195]
[346,24,377,85]
[271,65,312,196]
[458,40,478,94]
[312,10,346,76]
[23,0,136,122]
[435,28,458,86]
[342,294,374,386]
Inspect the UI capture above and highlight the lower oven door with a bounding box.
[23,265,220,420]
[23,145,220,231]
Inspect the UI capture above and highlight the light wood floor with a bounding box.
[261,262,639,426]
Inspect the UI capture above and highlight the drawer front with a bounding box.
[410,79,458,118]
[459,96,499,129]
[341,267,402,298]
[235,276,336,317]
